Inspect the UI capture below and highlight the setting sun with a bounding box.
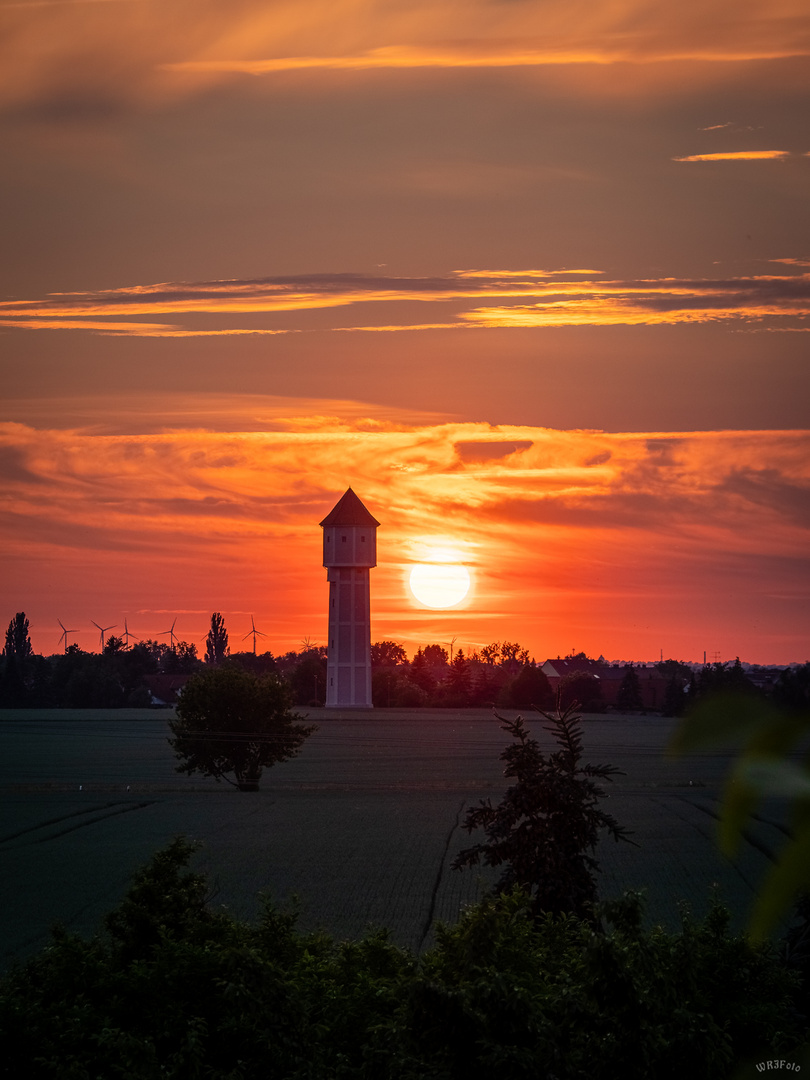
[409,563,472,609]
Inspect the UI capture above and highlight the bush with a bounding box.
[1,841,805,1080]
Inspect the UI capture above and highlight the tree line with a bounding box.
[2,611,807,715]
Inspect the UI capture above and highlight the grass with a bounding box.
[0,708,792,968]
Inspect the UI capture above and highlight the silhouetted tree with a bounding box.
[617,665,643,712]
[205,613,230,666]
[443,649,471,706]
[480,641,531,669]
[663,674,687,717]
[372,666,426,707]
[694,659,757,703]
[371,640,407,668]
[469,659,499,706]
[138,639,199,674]
[504,661,554,709]
[773,663,810,714]
[0,613,35,705]
[499,641,530,670]
[453,705,632,921]
[103,635,127,656]
[49,647,125,709]
[289,647,327,706]
[163,641,200,675]
[657,658,692,680]
[557,671,603,712]
[4,613,33,660]
[409,648,437,696]
[422,644,449,667]
[169,666,316,790]
[229,650,278,676]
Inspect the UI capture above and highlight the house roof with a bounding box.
[319,488,380,528]
[541,658,606,679]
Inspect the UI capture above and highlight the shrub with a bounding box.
[0,844,804,1079]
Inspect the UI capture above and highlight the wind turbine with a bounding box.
[159,617,178,650]
[121,618,137,647]
[243,616,267,655]
[92,620,117,651]
[57,618,78,653]
[440,637,458,661]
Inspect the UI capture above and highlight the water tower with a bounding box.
[320,488,380,708]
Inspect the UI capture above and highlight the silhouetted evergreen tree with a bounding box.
[409,648,437,696]
[0,612,34,705]
[4,612,33,660]
[443,649,471,706]
[617,665,643,712]
[205,613,230,665]
[504,661,554,709]
[663,674,687,717]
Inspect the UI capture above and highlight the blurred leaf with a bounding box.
[718,763,760,857]
[668,694,802,757]
[671,693,810,937]
[719,757,810,856]
[749,821,810,941]
[736,758,810,799]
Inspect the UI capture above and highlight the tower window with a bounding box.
[360,535,365,542]
[341,535,347,542]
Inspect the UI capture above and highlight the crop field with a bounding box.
[0,707,793,969]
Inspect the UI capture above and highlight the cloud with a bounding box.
[2,408,808,659]
[673,150,792,161]
[454,441,534,463]
[2,267,808,335]
[2,0,808,113]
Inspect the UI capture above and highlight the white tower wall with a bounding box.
[325,565,372,707]
[320,489,379,710]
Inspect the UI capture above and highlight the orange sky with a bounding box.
[2,396,808,663]
[1,0,808,664]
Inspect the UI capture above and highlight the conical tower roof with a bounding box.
[319,488,380,528]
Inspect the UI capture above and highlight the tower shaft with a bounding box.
[325,566,372,707]
[320,488,380,710]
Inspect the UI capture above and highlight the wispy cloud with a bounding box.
[2,268,808,335]
[673,150,792,161]
[6,265,810,332]
[160,40,807,78]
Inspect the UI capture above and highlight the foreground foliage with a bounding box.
[0,840,806,1079]
[671,692,810,939]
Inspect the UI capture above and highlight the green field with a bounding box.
[0,707,791,968]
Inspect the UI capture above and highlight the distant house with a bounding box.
[142,674,191,707]
[743,666,785,693]
[540,657,673,712]
[541,657,606,683]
